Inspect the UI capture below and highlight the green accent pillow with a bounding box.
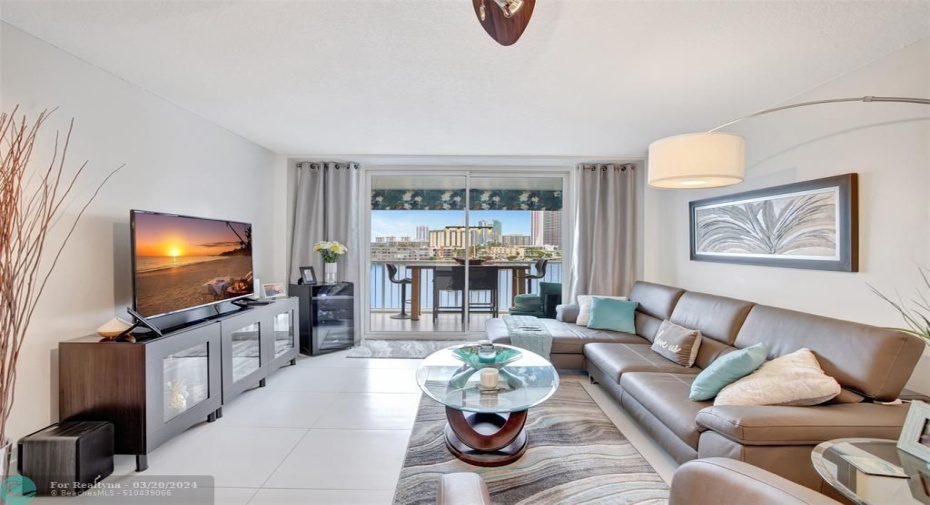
[586,297,637,333]
[689,343,769,401]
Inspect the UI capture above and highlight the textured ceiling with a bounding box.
[2,1,929,157]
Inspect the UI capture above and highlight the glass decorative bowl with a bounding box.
[452,345,522,369]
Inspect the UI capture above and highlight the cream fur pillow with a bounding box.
[576,295,628,327]
[714,348,841,407]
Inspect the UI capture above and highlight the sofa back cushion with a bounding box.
[630,282,685,320]
[635,312,664,342]
[629,282,686,342]
[693,339,737,370]
[670,292,754,345]
[733,305,925,401]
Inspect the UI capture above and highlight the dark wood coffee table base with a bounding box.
[444,407,528,467]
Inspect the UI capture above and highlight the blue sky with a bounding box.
[371,210,530,240]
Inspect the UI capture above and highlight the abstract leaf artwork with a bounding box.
[689,174,858,271]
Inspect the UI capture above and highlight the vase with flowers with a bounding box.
[313,241,348,284]
[870,265,930,347]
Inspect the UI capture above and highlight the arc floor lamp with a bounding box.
[647,96,930,189]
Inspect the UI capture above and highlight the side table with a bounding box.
[811,438,927,505]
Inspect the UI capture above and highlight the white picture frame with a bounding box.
[898,401,930,463]
[261,282,286,299]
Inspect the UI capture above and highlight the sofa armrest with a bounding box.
[556,304,579,323]
[669,458,840,505]
[696,402,910,445]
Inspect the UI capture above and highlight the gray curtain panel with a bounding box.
[570,163,637,301]
[289,161,361,342]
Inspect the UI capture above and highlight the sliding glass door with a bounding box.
[365,170,568,338]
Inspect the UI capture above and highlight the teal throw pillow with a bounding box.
[586,297,637,333]
[689,343,769,401]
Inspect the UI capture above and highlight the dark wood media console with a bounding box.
[58,298,299,471]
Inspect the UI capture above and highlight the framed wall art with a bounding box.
[689,173,858,272]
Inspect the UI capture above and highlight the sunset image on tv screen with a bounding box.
[133,212,253,317]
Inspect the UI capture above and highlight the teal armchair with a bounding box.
[508,282,561,318]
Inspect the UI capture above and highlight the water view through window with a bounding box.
[368,174,565,334]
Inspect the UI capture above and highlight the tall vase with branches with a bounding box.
[0,107,122,466]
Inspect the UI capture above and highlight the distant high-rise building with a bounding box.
[542,211,561,247]
[530,212,544,246]
[429,226,493,249]
[501,234,532,246]
[416,226,429,242]
[492,220,502,242]
[531,211,561,247]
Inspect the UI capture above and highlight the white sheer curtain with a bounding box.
[569,163,637,300]
[289,161,361,341]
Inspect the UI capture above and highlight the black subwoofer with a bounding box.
[17,421,114,495]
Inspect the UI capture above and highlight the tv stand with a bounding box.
[59,298,299,472]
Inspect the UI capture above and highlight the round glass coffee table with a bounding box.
[812,438,925,505]
[416,343,559,467]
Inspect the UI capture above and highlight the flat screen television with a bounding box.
[131,210,254,318]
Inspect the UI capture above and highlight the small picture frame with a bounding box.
[898,401,930,463]
[262,283,286,299]
[298,266,317,285]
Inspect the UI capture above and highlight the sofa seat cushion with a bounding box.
[585,343,702,383]
[487,319,645,355]
[619,372,711,449]
[695,403,911,446]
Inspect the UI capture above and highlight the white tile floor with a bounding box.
[34,350,676,505]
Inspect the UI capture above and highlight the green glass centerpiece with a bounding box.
[452,345,522,370]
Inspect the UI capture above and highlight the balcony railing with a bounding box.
[368,260,563,312]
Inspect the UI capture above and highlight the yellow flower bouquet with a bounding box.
[313,241,348,263]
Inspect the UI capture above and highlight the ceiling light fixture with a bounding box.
[493,0,525,18]
[473,0,535,46]
[647,96,930,189]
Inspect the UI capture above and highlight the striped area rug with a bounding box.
[393,381,669,504]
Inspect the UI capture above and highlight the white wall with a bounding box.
[0,23,281,441]
[644,38,930,394]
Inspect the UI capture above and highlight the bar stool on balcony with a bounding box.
[386,264,412,320]
[523,259,548,293]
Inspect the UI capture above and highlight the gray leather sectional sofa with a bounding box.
[487,281,925,491]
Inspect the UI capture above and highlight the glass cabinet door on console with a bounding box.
[273,310,295,358]
[162,342,210,423]
[221,311,266,401]
[260,296,299,372]
[143,322,222,471]
[229,322,261,382]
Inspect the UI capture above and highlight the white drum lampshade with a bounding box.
[647,133,745,189]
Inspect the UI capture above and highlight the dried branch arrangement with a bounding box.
[0,107,122,444]
[870,266,930,346]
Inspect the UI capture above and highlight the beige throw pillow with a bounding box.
[576,295,627,327]
[650,320,702,367]
[714,348,841,407]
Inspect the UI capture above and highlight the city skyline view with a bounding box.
[371,210,530,240]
